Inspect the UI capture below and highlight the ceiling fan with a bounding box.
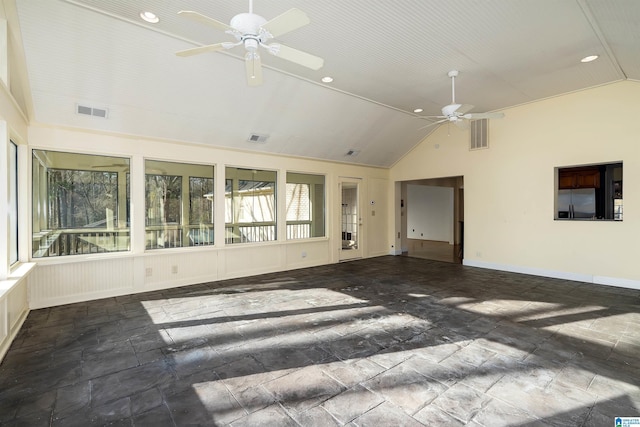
[418,70,504,130]
[175,0,324,86]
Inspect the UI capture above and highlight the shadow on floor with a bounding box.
[1,256,639,425]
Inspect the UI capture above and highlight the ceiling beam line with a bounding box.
[577,0,627,80]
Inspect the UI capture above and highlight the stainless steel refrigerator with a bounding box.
[558,188,596,219]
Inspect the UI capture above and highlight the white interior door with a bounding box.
[339,178,363,261]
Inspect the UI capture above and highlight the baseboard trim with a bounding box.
[463,259,640,291]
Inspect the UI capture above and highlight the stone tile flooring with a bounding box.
[1,256,639,426]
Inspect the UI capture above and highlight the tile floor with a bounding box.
[1,256,639,426]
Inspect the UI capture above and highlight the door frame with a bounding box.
[338,177,363,261]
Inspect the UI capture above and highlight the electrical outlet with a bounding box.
[301,251,307,258]
[171,265,178,274]
[145,267,152,277]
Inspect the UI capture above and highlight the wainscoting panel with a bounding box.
[27,241,333,309]
[7,280,28,333]
[29,257,135,308]
[1,268,32,361]
[221,244,284,280]
[143,250,219,290]
[285,240,331,269]
[0,299,7,356]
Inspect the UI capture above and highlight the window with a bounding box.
[286,172,325,239]
[9,141,18,265]
[225,167,276,244]
[555,162,622,221]
[145,160,214,249]
[32,150,130,257]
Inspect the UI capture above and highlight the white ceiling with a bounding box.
[11,0,640,167]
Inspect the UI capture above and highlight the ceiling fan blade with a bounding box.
[462,112,505,120]
[260,8,310,39]
[245,52,263,86]
[266,43,324,70]
[178,11,232,32]
[455,104,475,115]
[176,43,230,57]
[419,119,447,130]
[416,115,446,120]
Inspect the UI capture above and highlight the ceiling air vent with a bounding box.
[345,149,360,157]
[247,133,269,143]
[76,104,109,118]
[470,119,489,150]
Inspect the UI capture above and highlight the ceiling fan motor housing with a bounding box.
[230,13,267,38]
[441,103,461,117]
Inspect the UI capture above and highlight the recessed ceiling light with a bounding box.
[140,11,159,23]
[321,76,333,83]
[580,55,599,63]
[413,108,423,113]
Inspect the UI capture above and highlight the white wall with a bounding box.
[0,37,31,361]
[367,177,391,256]
[26,126,390,308]
[406,184,453,243]
[390,81,640,290]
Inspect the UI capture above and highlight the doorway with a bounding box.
[339,178,363,261]
[400,176,463,264]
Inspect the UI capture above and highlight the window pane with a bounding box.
[9,142,18,264]
[31,150,130,257]
[286,172,325,239]
[146,175,182,226]
[286,184,310,221]
[145,160,214,249]
[225,167,276,244]
[47,170,119,228]
[225,179,233,224]
[189,177,214,225]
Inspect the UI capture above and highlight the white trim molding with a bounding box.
[0,262,35,362]
[463,259,640,291]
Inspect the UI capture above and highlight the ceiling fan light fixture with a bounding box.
[580,55,599,63]
[140,11,159,23]
[244,38,259,52]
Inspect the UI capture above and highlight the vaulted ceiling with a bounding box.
[9,0,640,167]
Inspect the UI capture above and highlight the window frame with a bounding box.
[144,159,215,250]
[554,162,622,221]
[285,171,326,240]
[9,141,18,265]
[225,166,277,244]
[30,149,131,258]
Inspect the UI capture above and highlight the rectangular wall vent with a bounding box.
[76,104,109,118]
[247,133,269,143]
[470,119,489,150]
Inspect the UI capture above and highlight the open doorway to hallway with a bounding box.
[399,176,463,264]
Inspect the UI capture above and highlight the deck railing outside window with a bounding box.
[32,229,130,257]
